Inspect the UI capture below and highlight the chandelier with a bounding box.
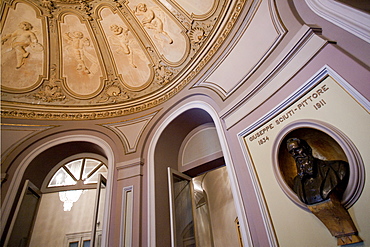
[59,190,84,211]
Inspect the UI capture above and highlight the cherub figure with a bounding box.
[134,3,173,44]
[1,21,43,69]
[109,24,136,68]
[63,31,91,74]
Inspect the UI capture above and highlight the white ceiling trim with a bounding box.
[305,0,370,43]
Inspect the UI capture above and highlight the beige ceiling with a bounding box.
[1,0,246,120]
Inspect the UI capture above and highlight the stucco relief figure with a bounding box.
[134,3,173,44]
[109,24,136,68]
[1,21,43,69]
[287,138,349,205]
[63,31,95,74]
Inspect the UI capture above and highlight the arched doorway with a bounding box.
[30,154,107,247]
[1,137,114,247]
[147,101,251,247]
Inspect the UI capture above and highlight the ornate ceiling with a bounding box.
[1,0,246,120]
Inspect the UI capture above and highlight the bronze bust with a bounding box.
[286,138,349,205]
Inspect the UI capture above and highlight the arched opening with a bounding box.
[149,105,247,247]
[2,139,113,247]
[153,108,213,247]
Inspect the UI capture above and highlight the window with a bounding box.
[48,158,108,188]
[44,156,108,211]
[83,240,91,247]
[66,231,97,247]
[69,241,79,247]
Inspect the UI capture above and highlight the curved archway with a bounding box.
[147,100,252,247]
[1,133,115,247]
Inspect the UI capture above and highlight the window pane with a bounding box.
[84,166,107,184]
[48,168,76,187]
[82,159,101,180]
[69,241,79,247]
[83,240,91,247]
[66,159,83,180]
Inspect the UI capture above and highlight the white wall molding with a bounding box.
[120,185,134,247]
[147,100,253,247]
[178,123,222,168]
[116,158,143,180]
[238,65,369,137]
[237,136,279,247]
[305,0,370,43]
[221,25,327,129]
[194,0,286,99]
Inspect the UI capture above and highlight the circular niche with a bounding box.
[273,120,365,210]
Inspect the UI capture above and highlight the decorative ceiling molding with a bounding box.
[305,0,370,43]
[220,25,327,129]
[100,111,158,154]
[1,123,57,163]
[193,0,287,99]
[1,0,248,120]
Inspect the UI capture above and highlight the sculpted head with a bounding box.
[110,24,122,34]
[287,138,316,178]
[137,3,147,12]
[73,31,84,39]
[19,21,33,30]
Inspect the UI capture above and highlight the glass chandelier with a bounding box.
[59,190,83,211]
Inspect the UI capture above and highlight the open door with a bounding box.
[4,180,41,247]
[168,168,197,247]
[168,166,242,247]
[90,174,106,247]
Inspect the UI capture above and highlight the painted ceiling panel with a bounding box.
[127,0,188,64]
[173,0,215,16]
[0,0,248,120]
[61,13,103,97]
[99,7,152,90]
[1,2,45,92]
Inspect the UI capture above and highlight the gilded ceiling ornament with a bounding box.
[34,84,66,102]
[112,0,123,8]
[188,18,215,55]
[154,63,173,85]
[190,27,205,44]
[78,0,93,20]
[54,0,84,3]
[33,64,66,103]
[40,0,55,17]
[96,81,130,103]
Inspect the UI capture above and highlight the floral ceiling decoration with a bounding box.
[1,0,246,120]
